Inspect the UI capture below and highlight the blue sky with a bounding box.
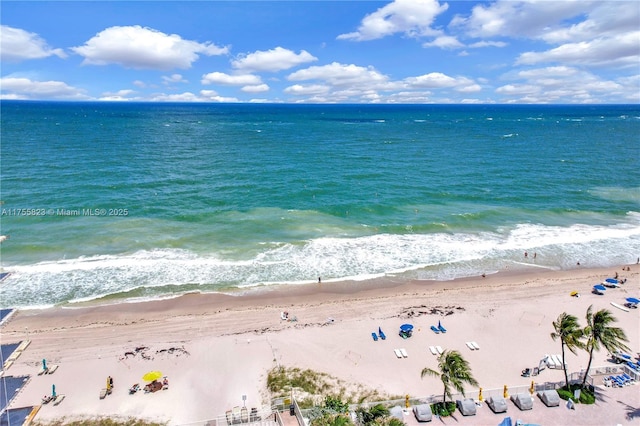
[1,1,639,104]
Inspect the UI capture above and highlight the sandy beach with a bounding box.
[2,264,639,425]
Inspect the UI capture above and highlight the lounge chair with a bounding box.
[129,383,140,394]
[471,341,480,350]
[47,364,59,374]
[429,346,438,355]
[371,332,378,341]
[438,324,447,333]
[456,398,477,416]
[394,349,403,358]
[53,394,66,406]
[466,342,475,350]
[430,325,440,334]
[511,393,533,410]
[436,346,443,354]
[537,390,560,407]
[400,348,408,358]
[487,396,508,413]
[100,388,108,399]
[413,404,433,422]
[378,327,386,340]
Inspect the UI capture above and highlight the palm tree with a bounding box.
[421,349,478,412]
[551,312,584,389]
[581,305,630,388]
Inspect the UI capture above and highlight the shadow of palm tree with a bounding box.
[619,400,640,421]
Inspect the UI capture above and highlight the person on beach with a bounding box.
[524,251,528,258]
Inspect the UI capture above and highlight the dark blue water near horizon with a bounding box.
[1,101,639,308]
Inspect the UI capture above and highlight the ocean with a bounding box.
[1,101,639,309]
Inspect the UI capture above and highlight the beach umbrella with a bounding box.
[503,384,509,398]
[593,284,606,293]
[405,394,410,408]
[400,324,413,331]
[478,387,483,402]
[52,384,56,397]
[529,381,535,395]
[605,278,618,284]
[42,358,47,370]
[626,297,640,304]
[142,371,163,382]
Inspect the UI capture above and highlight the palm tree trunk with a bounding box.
[581,344,595,388]
[561,341,570,389]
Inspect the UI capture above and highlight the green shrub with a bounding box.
[556,385,595,404]
[430,401,456,417]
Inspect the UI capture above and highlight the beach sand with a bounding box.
[2,264,639,425]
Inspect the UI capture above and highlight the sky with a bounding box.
[1,0,639,104]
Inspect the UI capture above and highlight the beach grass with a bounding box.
[267,366,385,408]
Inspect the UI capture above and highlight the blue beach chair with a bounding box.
[378,327,386,340]
[438,323,447,333]
[371,332,378,341]
[430,325,440,334]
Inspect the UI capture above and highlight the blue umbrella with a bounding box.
[400,324,413,331]
[42,358,47,370]
[593,284,606,291]
[605,278,618,284]
[626,297,640,304]
[52,384,56,397]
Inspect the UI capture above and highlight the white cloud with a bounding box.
[468,41,507,48]
[0,25,67,62]
[201,72,262,86]
[162,74,188,85]
[71,25,229,70]
[405,72,479,92]
[284,84,330,96]
[453,1,639,70]
[422,35,464,49]
[241,84,270,93]
[517,31,640,68]
[232,47,317,72]
[453,1,590,39]
[288,62,390,88]
[496,66,626,103]
[0,77,88,100]
[337,0,448,41]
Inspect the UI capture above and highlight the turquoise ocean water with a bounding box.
[1,102,639,309]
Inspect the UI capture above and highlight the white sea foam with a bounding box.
[2,217,639,309]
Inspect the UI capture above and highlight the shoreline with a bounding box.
[2,263,638,425]
[10,261,609,315]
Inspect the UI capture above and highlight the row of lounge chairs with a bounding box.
[394,348,408,358]
[604,373,635,387]
[411,390,561,423]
